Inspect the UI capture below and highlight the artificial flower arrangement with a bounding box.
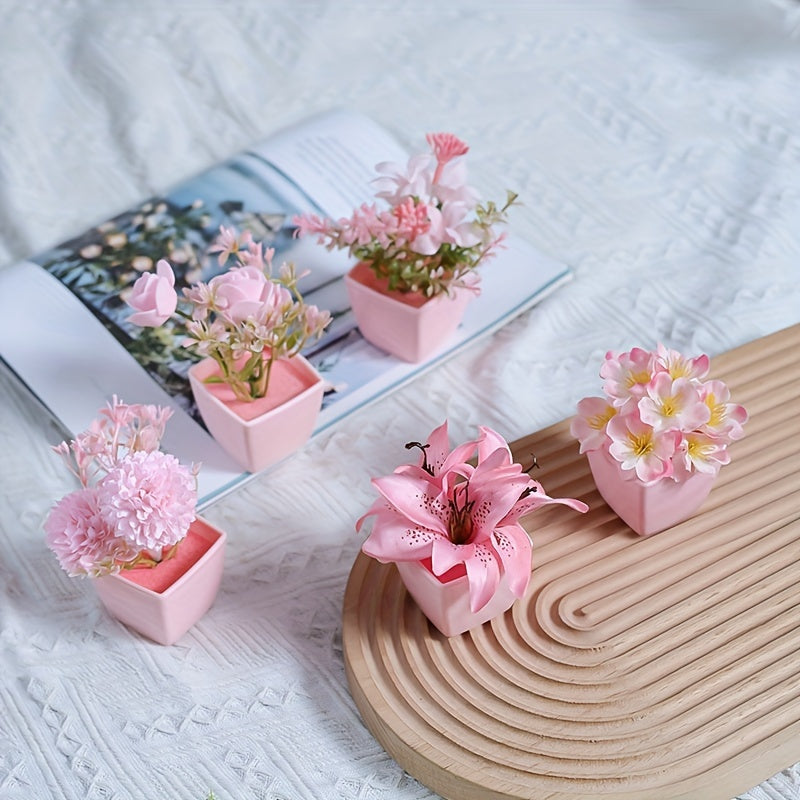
[294,133,517,362]
[126,226,331,472]
[356,421,587,636]
[295,132,517,297]
[44,396,227,644]
[45,396,197,577]
[570,344,748,535]
[126,226,331,403]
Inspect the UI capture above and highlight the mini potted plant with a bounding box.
[126,227,331,473]
[44,396,226,645]
[570,344,748,536]
[356,421,587,637]
[294,133,517,362]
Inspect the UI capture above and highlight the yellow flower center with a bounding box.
[625,369,651,388]
[589,405,617,430]
[660,395,678,417]
[628,431,653,457]
[668,359,690,379]
[686,436,712,459]
[705,393,725,427]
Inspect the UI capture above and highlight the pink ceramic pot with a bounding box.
[188,354,324,473]
[586,445,718,536]
[93,516,226,645]
[344,262,473,363]
[396,559,520,637]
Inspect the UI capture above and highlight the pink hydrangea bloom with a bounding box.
[97,450,197,555]
[358,422,587,613]
[127,259,178,327]
[46,399,200,578]
[44,488,134,577]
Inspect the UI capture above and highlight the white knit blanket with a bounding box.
[1,2,798,798]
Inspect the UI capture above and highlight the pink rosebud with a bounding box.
[358,422,587,613]
[127,259,178,327]
[209,265,271,325]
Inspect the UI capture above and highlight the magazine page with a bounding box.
[0,109,572,508]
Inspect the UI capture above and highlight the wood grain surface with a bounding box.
[342,324,800,800]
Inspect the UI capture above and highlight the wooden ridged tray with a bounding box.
[342,324,800,800]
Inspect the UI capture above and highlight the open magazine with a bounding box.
[0,109,571,509]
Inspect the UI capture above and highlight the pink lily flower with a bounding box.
[358,422,587,612]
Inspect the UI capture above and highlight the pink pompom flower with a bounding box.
[44,488,135,577]
[44,398,200,578]
[97,450,197,557]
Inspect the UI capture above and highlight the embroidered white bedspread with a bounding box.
[1,2,799,798]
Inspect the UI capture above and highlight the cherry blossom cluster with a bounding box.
[357,421,586,613]
[571,345,748,484]
[45,397,198,578]
[294,133,517,298]
[126,226,331,402]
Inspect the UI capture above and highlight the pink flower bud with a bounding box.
[127,259,178,327]
[209,265,271,324]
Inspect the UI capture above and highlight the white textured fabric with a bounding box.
[1,2,799,798]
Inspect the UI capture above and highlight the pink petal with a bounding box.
[491,525,532,597]
[371,474,448,533]
[361,510,440,563]
[463,543,501,613]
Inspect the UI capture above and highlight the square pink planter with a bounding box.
[345,262,473,363]
[586,446,718,536]
[93,516,226,645]
[396,559,520,637]
[188,354,324,473]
